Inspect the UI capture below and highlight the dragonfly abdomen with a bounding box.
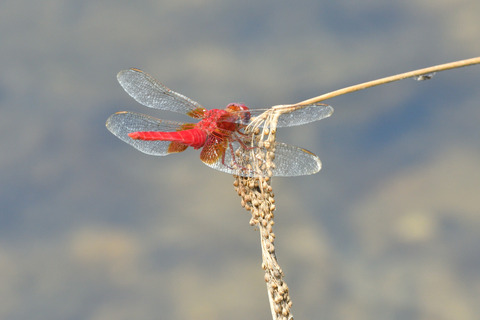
[128,128,207,149]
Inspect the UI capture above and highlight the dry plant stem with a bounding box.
[234,111,293,320]
[297,56,480,105]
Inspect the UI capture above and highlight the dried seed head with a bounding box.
[274,294,283,304]
[274,304,282,314]
[267,224,273,233]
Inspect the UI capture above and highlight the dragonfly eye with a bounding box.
[226,103,251,124]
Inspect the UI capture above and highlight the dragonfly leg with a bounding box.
[222,140,265,177]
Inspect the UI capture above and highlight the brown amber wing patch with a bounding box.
[199,136,227,165]
[186,107,206,119]
[179,123,196,131]
[168,141,189,153]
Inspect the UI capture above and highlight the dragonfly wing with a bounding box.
[247,103,334,128]
[106,111,189,156]
[276,103,333,127]
[202,139,247,176]
[117,69,205,116]
[268,142,321,176]
[200,135,227,165]
[203,140,321,177]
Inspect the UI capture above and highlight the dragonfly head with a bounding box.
[226,103,251,124]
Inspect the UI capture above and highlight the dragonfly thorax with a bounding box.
[226,103,251,124]
[196,107,246,135]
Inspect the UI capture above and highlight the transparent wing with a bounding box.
[106,111,190,156]
[271,103,334,127]
[117,68,205,116]
[228,103,334,128]
[203,141,321,177]
[268,142,322,176]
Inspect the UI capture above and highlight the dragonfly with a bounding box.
[106,68,334,177]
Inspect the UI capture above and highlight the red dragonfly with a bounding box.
[106,68,333,177]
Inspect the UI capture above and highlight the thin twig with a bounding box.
[296,56,480,105]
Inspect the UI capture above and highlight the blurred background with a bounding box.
[1,0,479,319]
